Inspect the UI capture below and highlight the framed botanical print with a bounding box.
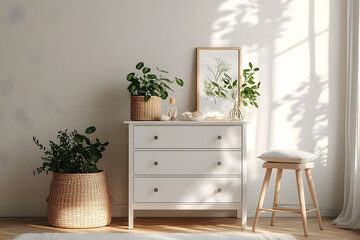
[196,47,242,120]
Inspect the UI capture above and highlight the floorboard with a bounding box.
[1,217,359,240]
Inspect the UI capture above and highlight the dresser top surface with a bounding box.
[124,120,250,125]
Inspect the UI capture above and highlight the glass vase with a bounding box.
[227,100,245,121]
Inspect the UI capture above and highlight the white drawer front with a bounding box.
[134,178,242,203]
[134,151,242,175]
[133,126,242,149]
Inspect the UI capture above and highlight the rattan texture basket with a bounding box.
[47,171,112,228]
[131,96,161,120]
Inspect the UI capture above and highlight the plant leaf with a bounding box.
[156,67,169,73]
[175,77,184,86]
[136,62,144,70]
[159,78,173,83]
[152,83,161,92]
[138,89,146,95]
[87,165,99,173]
[233,80,237,87]
[129,84,137,93]
[145,95,151,101]
[220,92,227,98]
[127,72,135,81]
[249,62,253,69]
[161,82,174,92]
[160,90,168,100]
[211,81,219,88]
[85,126,96,134]
[142,67,151,74]
[224,73,231,80]
[74,134,85,142]
[79,148,90,159]
[254,67,260,71]
[147,74,156,79]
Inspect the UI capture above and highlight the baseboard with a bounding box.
[0,204,342,218]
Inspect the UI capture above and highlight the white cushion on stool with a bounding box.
[258,150,318,163]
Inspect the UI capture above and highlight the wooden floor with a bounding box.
[1,217,359,240]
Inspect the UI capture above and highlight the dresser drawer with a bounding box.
[134,150,242,175]
[134,178,242,203]
[133,126,242,149]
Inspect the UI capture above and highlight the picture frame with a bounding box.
[196,47,242,120]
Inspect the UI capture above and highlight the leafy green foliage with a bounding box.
[127,62,184,101]
[240,62,261,108]
[205,60,261,109]
[33,126,109,175]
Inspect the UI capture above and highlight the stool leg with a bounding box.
[296,170,308,236]
[252,168,272,232]
[305,168,323,230]
[271,168,283,226]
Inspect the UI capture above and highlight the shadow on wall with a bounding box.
[276,0,329,166]
[213,0,331,165]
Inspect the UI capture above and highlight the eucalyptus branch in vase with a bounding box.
[240,62,260,108]
[228,62,260,120]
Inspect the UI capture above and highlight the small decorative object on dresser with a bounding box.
[126,62,184,120]
[167,98,177,120]
[125,120,249,229]
[182,110,205,121]
[33,126,111,228]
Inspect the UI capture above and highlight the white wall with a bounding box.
[0,0,346,217]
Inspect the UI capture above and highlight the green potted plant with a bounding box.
[33,126,111,228]
[206,62,260,120]
[126,62,184,120]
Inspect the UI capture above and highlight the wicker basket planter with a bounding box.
[131,96,161,121]
[46,171,112,228]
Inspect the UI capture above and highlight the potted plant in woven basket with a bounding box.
[33,126,111,228]
[127,62,184,120]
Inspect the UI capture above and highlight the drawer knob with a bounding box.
[217,161,222,166]
[154,136,159,140]
[154,188,159,192]
[217,188,222,193]
[218,135,222,140]
[154,161,159,166]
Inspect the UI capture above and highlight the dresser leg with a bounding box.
[241,204,247,229]
[128,209,134,230]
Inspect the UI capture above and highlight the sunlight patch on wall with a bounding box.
[209,0,332,187]
[271,0,329,165]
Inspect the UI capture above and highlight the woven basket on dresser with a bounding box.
[131,96,161,120]
[47,171,112,228]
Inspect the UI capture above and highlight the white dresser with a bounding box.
[125,121,248,229]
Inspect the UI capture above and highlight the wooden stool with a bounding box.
[252,162,323,236]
